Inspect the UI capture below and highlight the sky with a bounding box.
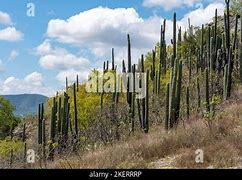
[0,0,226,97]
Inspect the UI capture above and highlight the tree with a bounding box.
[0,96,18,138]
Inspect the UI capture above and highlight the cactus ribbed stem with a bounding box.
[165,83,170,131]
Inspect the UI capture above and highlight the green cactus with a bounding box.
[175,60,183,123]
[57,97,62,134]
[225,0,230,51]
[76,74,79,92]
[186,86,190,118]
[112,48,115,70]
[38,103,44,145]
[127,34,132,108]
[42,119,46,160]
[73,83,78,136]
[144,69,149,133]
[196,77,201,111]
[49,97,57,161]
[223,64,229,100]
[165,83,170,131]
[172,12,177,67]
[204,68,210,112]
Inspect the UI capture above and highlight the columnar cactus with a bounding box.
[49,97,57,161]
[76,74,79,92]
[172,13,177,67]
[196,77,201,111]
[38,103,44,145]
[225,0,230,51]
[73,83,78,136]
[165,83,170,130]
[175,60,183,123]
[127,34,132,108]
[42,119,46,159]
[144,69,149,133]
[112,48,115,71]
[204,68,210,112]
[57,97,62,134]
[186,86,190,118]
[141,55,146,129]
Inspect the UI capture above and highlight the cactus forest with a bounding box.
[0,0,242,169]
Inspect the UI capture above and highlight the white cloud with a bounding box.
[36,40,90,71]
[24,72,43,86]
[9,50,19,60]
[143,0,202,10]
[46,7,159,59]
[180,2,225,27]
[56,69,90,85]
[0,72,55,96]
[42,3,224,85]
[0,27,23,42]
[0,11,12,25]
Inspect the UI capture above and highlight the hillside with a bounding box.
[1,94,48,116]
[0,1,241,170]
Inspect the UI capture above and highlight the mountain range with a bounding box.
[1,94,48,116]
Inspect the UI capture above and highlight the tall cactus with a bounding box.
[127,34,132,108]
[224,64,229,100]
[141,55,146,129]
[186,86,190,118]
[38,103,44,145]
[201,24,204,70]
[112,48,115,71]
[57,97,62,134]
[165,83,170,130]
[49,97,57,161]
[42,119,46,160]
[196,77,201,111]
[76,75,79,92]
[172,12,177,68]
[144,69,149,133]
[175,60,182,123]
[225,0,230,51]
[73,83,78,136]
[204,68,210,112]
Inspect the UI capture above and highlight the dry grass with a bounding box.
[44,97,242,168]
[37,90,242,169]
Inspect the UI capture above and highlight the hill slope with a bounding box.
[1,94,48,116]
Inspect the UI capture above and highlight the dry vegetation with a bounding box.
[40,88,242,169]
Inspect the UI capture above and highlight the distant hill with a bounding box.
[1,94,48,116]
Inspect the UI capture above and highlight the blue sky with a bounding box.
[0,0,225,96]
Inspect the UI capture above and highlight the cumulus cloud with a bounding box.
[0,72,55,96]
[46,7,160,59]
[35,40,92,85]
[0,11,12,25]
[39,3,225,87]
[36,40,90,70]
[143,0,203,10]
[179,2,225,27]
[56,69,90,85]
[45,4,224,63]
[0,27,23,42]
